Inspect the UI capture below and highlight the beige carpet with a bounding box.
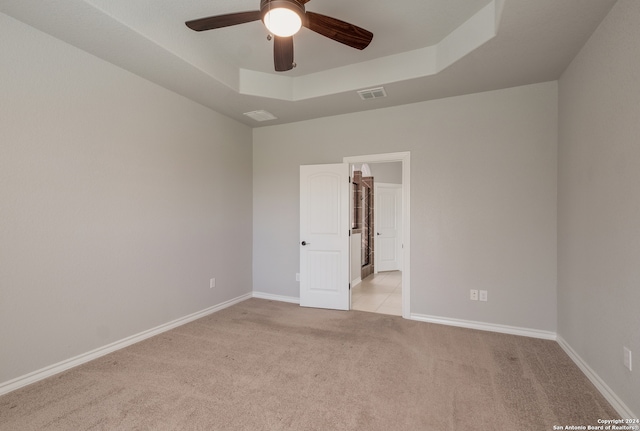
[0,298,617,430]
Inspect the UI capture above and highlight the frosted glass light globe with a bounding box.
[263,8,302,37]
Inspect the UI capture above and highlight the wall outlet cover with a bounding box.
[479,290,488,302]
[470,289,478,301]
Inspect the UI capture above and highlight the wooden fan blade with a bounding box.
[294,0,312,4]
[274,36,294,72]
[304,11,373,50]
[186,11,261,31]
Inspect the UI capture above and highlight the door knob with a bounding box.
[301,241,310,246]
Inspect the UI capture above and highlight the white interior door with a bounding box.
[375,183,402,272]
[300,163,350,310]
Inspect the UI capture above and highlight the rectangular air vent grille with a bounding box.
[357,87,387,100]
[243,110,278,122]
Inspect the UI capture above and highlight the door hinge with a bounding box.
[349,283,351,290]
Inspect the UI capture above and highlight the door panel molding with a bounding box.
[375,182,402,272]
[300,163,350,310]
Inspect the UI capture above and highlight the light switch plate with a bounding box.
[624,347,632,371]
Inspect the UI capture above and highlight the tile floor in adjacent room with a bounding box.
[351,271,402,316]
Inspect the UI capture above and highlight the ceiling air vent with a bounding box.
[357,87,387,101]
[243,110,278,122]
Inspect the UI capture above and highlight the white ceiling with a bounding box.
[0,0,617,127]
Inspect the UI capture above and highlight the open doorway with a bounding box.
[344,152,410,319]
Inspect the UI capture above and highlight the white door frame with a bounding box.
[343,152,410,319]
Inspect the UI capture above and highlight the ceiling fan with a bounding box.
[185,0,373,72]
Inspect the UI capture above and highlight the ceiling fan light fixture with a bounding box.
[264,8,302,37]
[261,0,305,37]
[186,0,373,72]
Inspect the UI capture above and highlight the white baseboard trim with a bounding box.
[556,335,637,419]
[410,313,557,340]
[0,292,253,397]
[9,295,632,419]
[351,277,362,287]
[252,291,300,304]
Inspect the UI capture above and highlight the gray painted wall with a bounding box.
[359,162,403,184]
[253,81,558,333]
[558,0,640,416]
[0,14,253,384]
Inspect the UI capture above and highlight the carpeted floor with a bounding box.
[0,298,618,430]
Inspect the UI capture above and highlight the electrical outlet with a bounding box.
[470,289,478,301]
[209,278,216,289]
[624,347,632,371]
[479,290,488,302]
